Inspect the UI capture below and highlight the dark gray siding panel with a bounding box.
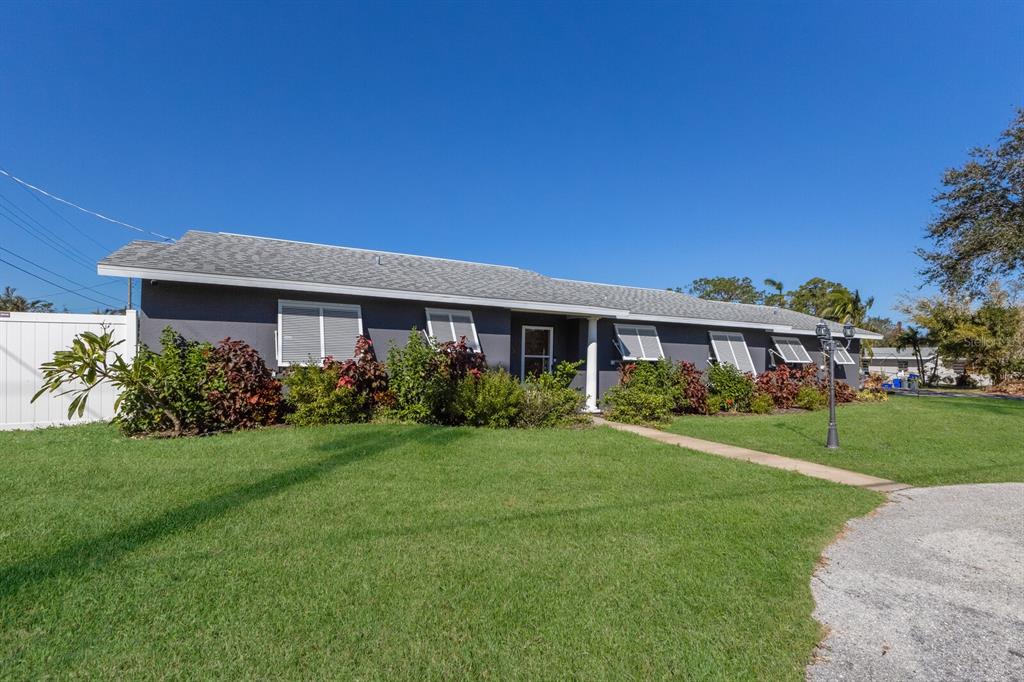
[140,281,511,369]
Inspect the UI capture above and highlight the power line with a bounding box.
[0,184,104,259]
[0,246,122,306]
[0,256,122,308]
[0,201,96,270]
[8,173,115,252]
[30,279,121,300]
[0,168,174,242]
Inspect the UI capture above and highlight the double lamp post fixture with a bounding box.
[816,320,856,450]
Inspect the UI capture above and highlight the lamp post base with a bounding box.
[826,425,839,449]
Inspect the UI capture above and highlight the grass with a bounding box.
[0,423,879,680]
[667,395,1024,487]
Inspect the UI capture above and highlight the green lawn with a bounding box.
[667,395,1024,487]
[1,423,878,680]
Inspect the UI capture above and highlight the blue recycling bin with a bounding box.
[893,378,902,389]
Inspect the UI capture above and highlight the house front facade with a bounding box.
[864,347,991,386]
[99,231,880,410]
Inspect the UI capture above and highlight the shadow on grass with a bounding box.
[0,424,466,600]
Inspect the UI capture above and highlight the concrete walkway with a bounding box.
[593,417,909,492]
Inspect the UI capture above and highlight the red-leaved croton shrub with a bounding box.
[334,335,390,406]
[206,338,284,430]
[755,364,804,409]
[435,337,487,382]
[677,360,709,414]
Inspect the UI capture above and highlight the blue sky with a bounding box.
[1,1,1021,316]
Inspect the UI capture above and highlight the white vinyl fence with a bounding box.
[0,310,137,430]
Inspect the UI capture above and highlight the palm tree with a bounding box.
[831,289,876,357]
[895,326,929,386]
[0,286,54,312]
[762,278,786,307]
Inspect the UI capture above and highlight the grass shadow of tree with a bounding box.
[0,424,467,601]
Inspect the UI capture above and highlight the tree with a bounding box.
[1,286,54,312]
[786,278,853,320]
[862,316,902,346]
[831,289,874,326]
[762,278,786,307]
[682,276,763,304]
[895,326,930,384]
[900,283,1024,384]
[918,107,1024,294]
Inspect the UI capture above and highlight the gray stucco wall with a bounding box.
[140,281,860,396]
[140,281,512,369]
[594,320,860,398]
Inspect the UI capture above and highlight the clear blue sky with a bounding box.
[1,1,1021,316]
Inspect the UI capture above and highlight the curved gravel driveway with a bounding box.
[807,483,1024,681]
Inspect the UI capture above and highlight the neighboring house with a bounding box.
[863,347,991,386]
[98,231,881,410]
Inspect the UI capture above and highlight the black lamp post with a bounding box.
[816,321,856,449]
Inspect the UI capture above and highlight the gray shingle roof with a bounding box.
[99,231,875,336]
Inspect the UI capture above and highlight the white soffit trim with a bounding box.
[97,265,626,317]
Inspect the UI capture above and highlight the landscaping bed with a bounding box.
[0,423,879,679]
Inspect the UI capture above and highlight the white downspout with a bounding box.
[585,316,600,412]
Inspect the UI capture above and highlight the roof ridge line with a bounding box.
[208,231,527,271]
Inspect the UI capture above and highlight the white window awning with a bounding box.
[709,331,757,375]
[425,308,481,351]
[613,324,664,361]
[831,345,856,365]
[771,335,813,364]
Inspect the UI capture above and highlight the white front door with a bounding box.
[521,326,554,379]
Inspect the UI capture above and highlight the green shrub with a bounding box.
[750,392,775,414]
[602,385,675,424]
[454,368,524,428]
[707,363,755,412]
[856,388,888,402]
[117,328,219,436]
[795,385,826,411]
[706,393,726,414]
[520,360,587,427]
[385,330,442,423]
[283,363,369,425]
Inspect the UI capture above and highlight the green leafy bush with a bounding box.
[385,330,442,423]
[283,362,369,425]
[750,392,775,414]
[856,388,888,402]
[520,360,587,427]
[603,385,675,424]
[385,330,489,424]
[795,385,826,411]
[706,363,755,412]
[454,368,524,428]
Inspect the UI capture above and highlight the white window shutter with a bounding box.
[323,306,361,359]
[280,306,322,363]
[636,326,663,360]
[450,313,478,350]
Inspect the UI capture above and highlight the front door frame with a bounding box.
[520,325,554,379]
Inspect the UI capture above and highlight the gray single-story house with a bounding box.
[98,231,880,410]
